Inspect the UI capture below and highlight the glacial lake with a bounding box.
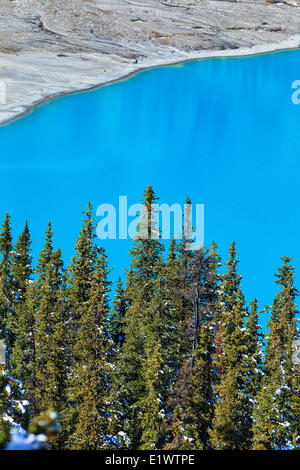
[1,48,300,327]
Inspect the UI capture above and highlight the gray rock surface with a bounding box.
[0,0,300,125]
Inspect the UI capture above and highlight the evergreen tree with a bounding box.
[186,247,219,364]
[68,252,111,450]
[214,241,243,378]
[243,298,264,443]
[251,378,275,450]
[0,201,298,450]
[163,238,187,388]
[68,203,99,343]
[35,222,54,285]
[139,339,165,450]
[111,186,165,449]
[34,248,66,418]
[10,222,33,380]
[185,323,216,449]
[108,277,126,353]
[164,405,193,450]
[10,285,37,417]
[165,202,196,424]
[11,221,33,302]
[218,241,243,315]
[0,366,29,438]
[0,214,14,356]
[68,203,98,304]
[245,299,264,393]
[66,203,101,444]
[210,294,254,449]
[170,241,220,441]
[10,224,53,418]
[289,343,300,449]
[207,241,221,326]
[172,198,194,362]
[138,263,174,450]
[210,244,252,449]
[253,257,299,449]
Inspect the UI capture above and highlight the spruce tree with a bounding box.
[251,378,275,450]
[35,222,54,285]
[213,241,243,378]
[68,203,98,342]
[289,342,300,449]
[138,263,174,450]
[68,252,111,450]
[166,203,195,426]
[66,203,101,444]
[108,277,126,353]
[186,247,218,364]
[172,198,194,362]
[218,241,242,315]
[11,224,53,418]
[164,405,193,450]
[210,244,252,449]
[139,339,165,450]
[0,214,14,357]
[253,257,299,449]
[171,242,220,442]
[185,323,216,449]
[10,285,37,417]
[207,241,221,325]
[0,201,298,450]
[34,248,66,419]
[10,222,33,380]
[0,369,28,437]
[163,238,187,386]
[111,186,165,449]
[11,221,33,302]
[243,298,264,444]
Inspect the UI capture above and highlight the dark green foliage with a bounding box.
[0,369,29,435]
[0,214,14,356]
[0,189,299,451]
[185,323,216,449]
[110,186,166,449]
[164,405,193,450]
[69,202,100,309]
[10,221,33,380]
[108,277,126,352]
[210,246,255,449]
[10,285,37,416]
[36,222,54,283]
[253,257,299,450]
[34,248,66,416]
[12,220,33,302]
[68,252,111,450]
[67,203,99,374]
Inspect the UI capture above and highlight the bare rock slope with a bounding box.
[0,0,300,125]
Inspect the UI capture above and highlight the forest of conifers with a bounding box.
[0,185,299,450]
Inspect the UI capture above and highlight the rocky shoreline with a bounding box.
[0,0,300,126]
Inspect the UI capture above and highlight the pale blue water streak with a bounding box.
[1,49,300,328]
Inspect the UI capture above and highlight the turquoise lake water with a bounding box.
[1,49,300,326]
